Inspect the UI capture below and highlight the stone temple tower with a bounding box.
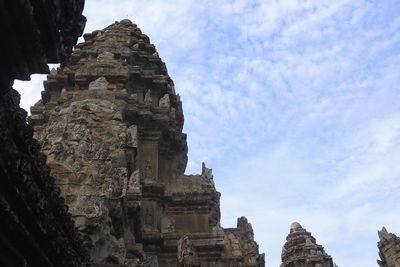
[30,20,264,267]
[280,222,335,267]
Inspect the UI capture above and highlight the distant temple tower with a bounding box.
[280,222,335,267]
[31,20,264,266]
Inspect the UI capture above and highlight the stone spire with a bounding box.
[377,227,400,267]
[280,222,335,267]
[30,20,264,266]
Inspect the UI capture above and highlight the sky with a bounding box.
[14,1,400,266]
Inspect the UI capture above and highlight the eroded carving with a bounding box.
[159,94,170,109]
[177,235,200,267]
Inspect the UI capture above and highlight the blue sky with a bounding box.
[15,1,400,266]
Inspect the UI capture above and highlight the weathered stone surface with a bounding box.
[0,0,86,80]
[89,77,109,90]
[280,222,335,267]
[223,217,265,266]
[31,20,264,267]
[178,235,200,267]
[159,93,170,109]
[0,0,86,266]
[377,227,400,267]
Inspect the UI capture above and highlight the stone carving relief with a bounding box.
[159,94,170,109]
[177,235,200,267]
[61,87,68,100]
[129,93,138,103]
[126,124,138,148]
[121,169,141,197]
[160,216,175,233]
[89,76,109,90]
[127,169,140,193]
[144,89,152,105]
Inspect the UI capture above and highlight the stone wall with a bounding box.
[0,0,86,266]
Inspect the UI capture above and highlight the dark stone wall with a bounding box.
[0,0,86,80]
[0,0,86,266]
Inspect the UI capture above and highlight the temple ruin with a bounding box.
[30,20,264,267]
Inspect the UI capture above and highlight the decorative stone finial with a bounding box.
[290,222,302,232]
[201,162,213,180]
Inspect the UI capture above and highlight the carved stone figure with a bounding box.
[127,169,140,193]
[159,93,170,109]
[177,235,200,267]
[127,124,138,148]
[144,89,152,105]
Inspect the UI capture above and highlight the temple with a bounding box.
[280,222,336,267]
[30,20,264,267]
